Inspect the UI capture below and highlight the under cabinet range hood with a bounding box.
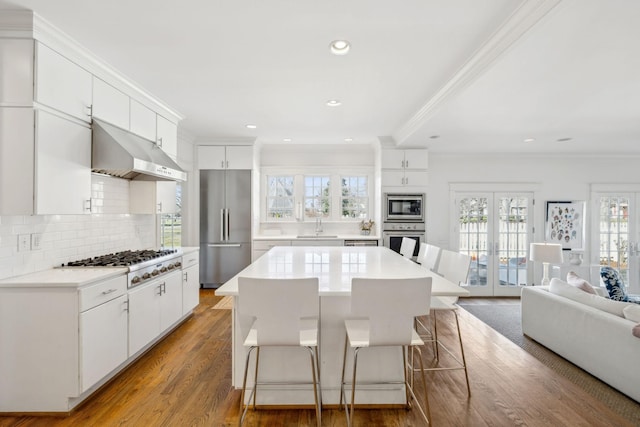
[91,119,187,181]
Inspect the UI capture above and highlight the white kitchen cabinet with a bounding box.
[35,110,92,214]
[198,145,253,170]
[156,114,178,160]
[252,240,291,261]
[181,251,200,314]
[80,294,128,392]
[0,108,34,214]
[381,149,428,187]
[128,270,182,357]
[290,239,344,247]
[0,39,34,106]
[92,77,130,130]
[35,42,92,122]
[129,181,177,214]
[130,99,157,141]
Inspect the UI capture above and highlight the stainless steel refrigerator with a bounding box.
[199,169,251,288]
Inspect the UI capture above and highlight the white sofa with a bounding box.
[521,281,640,403]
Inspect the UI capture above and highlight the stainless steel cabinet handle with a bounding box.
[401,160,405,168]
[85,198,92,212]
[221,160,225,168]
[406,160,409,168]
[86,104,93,117]
[123,300,129,312]
[101,288,117,295]
[157,137,163,148]
[184,272,188,281]
[226,160,229,168]
[157,285,163,296]
[157,202,163,213]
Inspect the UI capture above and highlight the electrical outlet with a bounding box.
[17,234,30,252]
[31,233,42,251]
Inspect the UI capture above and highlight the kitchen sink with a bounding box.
[296,235,339,239]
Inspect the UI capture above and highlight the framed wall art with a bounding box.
[545,201,585,250]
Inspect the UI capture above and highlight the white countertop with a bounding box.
[180,246,200,254]
[216,246,469,297]
[253,234,379,241]
[0,267,128,288]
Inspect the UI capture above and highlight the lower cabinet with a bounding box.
[128,270,182,356]
[80,294,128,392]
[182,251,200,314]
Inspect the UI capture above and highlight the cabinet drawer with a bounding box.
[80,275,127,312]
[182,252,199,268]
[253,240,290,251]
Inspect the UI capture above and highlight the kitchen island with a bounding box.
[216,245,469,406]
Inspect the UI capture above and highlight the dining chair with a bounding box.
[340,277,433,426]
[399,237,417,259]
[422,244,441,272]
[421,249,472,395]
[236,277,321,427]
[416,242,428,264]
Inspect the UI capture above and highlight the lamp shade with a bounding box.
[529,243,563,264]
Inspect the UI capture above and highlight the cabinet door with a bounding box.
[156,115,178,160]
[130,99,157,141]
[92,77,130,129]
[80,294,128,392]
[128,281,162,356]
[381,169,406,186]
[226,146,253,169]
[404,150,428,169]
[35,110,92,214]
[35,43,92,121]
[381,150,406,169]
[403,170,429,186]
[0,108,34,215]
[160,270,183,331]
[0,39,34,106]
[197,146,226,169]
[129,181,176,214]
[182,263,200,314]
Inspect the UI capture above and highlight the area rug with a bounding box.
[458,301,640,425]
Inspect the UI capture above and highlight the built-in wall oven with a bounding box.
[382,222,426,258]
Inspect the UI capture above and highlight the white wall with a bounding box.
[177,127,198,246]
[427,153,640,281]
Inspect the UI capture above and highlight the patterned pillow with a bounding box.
[600,266,640,304]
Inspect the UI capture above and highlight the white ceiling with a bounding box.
[1,0,639,154]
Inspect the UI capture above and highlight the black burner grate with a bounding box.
[64,249,177,267]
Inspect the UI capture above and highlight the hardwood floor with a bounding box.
[0,291,634,426]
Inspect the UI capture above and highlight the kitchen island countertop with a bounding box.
[0,267,128,288]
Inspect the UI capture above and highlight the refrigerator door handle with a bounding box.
[220,209,225,241]
[207,243,242,248]
[226,209,230,241]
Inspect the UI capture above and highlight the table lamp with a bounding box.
[529,243,563,286]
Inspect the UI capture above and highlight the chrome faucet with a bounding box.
[315,217,323,234]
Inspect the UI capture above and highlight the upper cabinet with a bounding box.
[92,77,130,130]
[198,145,253,170]
[130,99,157,141]
[381,149,428,187]
[34,43,92,122]
[156,115,178,160]
[129,181,177,214]
[0,39,34,106]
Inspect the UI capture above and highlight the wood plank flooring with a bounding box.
[0,291,634,426]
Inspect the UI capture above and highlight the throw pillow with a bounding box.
[633,324,640,339]
[549,278,632,317]
[566,271,597,294]
[600,266,629,301]
[623,304,640,323]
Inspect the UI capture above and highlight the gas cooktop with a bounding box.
[63,249,180,268]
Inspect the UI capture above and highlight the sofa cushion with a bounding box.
[566,271,596,294]
[549,278,631,317]
[623,304,640,323]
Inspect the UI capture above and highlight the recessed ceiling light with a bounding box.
[330,40,350,55]
[326,99,342,107]
[283,138,292,142]
[557,137,572,142]
[524,138,535,143]
[344,138,353,142]
[245,124,257,129]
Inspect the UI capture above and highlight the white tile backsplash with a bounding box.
[0,175,156,280]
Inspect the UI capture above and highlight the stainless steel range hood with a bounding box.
[92,119,187,181]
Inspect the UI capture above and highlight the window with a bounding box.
[161,184,182,248]
[266,176,295,220]
[341,176,368,219]
[304,176,330,218]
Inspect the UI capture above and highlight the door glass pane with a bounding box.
[599,196,629,283]
[458,197,488,287]
[496,197,529,287]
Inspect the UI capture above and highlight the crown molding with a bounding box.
[0,10,34,37]
[392,0,563,146]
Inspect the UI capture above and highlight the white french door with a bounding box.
[453,191,533,296]
[591,188,640,294]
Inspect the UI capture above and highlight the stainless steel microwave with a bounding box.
[384,193,425,222]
